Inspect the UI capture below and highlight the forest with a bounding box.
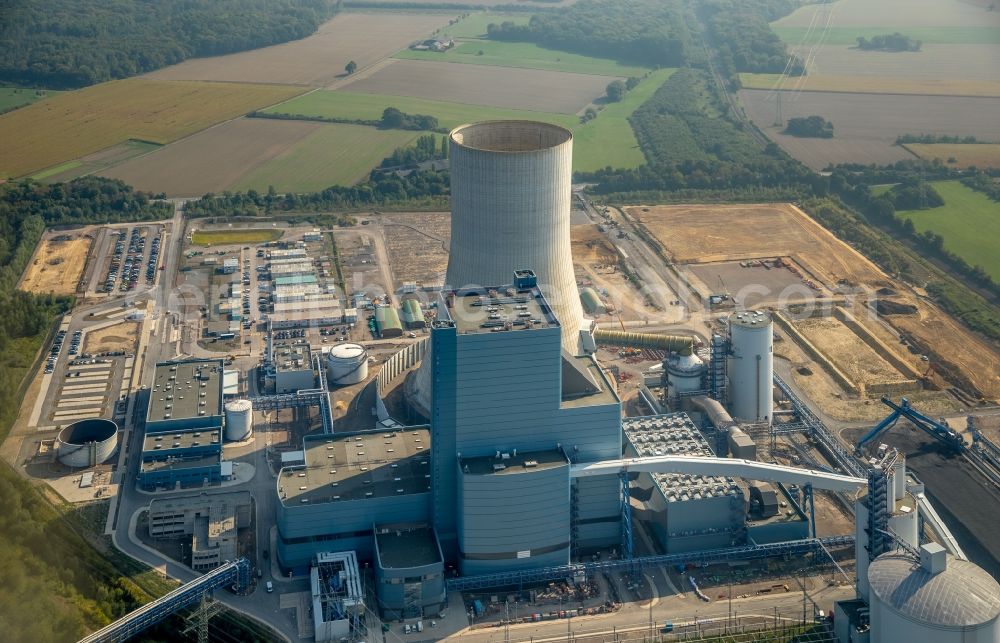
[580,69,816,199]
[698,0,804,78]
[0,0,337,88]
[486,0,690,67]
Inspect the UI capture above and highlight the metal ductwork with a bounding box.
[592,329,695,355]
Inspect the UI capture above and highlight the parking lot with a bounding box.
[92,224,163,295]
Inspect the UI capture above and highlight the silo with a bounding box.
[868,548,1000,643]
[327,343,368,386]
[57,419,118,468]
[224,399,253,442]
[446,121,583,352]
[665,352,705,399]
[727,311,773,424]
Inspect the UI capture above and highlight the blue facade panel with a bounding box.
[276,493,431,569]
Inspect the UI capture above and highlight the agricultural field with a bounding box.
[739,89,1000,169]
[897,180,1000,281]
[144,12,453,87]
[263,69,671,172]
[31,141,160,182]
[337,59,613,114]
[395,40,650,77]
[190,229,283,246]
[626,203,889,288]
[261,90,576,130]
[762,0,1000,97]
[0,88,59,113]
[233,124,421,192]
[434,13,528,39]
[100,118,324,196]
[0,79,304,178]
[903,143,1000,168]
[18,232,93,296]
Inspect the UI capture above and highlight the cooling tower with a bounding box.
[407,121,586,418]
[446,121,585,351]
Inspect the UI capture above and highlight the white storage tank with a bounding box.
[224,399,253,442]
[727,310,773,424]
[57,419,118,468]
[327,343,368,386]
[868,547,1000,643]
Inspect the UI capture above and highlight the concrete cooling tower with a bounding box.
[446,121,585,351]
[408,121,586,417]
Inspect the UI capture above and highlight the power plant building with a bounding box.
[271,342,315,393]
[140,359,226,489]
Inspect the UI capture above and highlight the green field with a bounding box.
[573,68,674,171]
[898,180,1000,281]
[191,229,284,246]
[435,13,528,39]
[772,26,1000,46]
[235,123,421,192]
[0,87,59,113]
[395,40,650,77]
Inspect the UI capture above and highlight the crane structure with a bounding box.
[855,396,966,455]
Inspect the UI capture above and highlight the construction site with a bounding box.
[16,121,1000,643]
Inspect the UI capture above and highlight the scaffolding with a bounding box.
[709,334,728,401]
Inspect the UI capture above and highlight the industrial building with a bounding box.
[271,342,315,393]
[147,491,251,571]
[312,551,365,642]
[374,525,446,619]
[374,306,403,338]
[140,359,227,489]
[401,299,425,330]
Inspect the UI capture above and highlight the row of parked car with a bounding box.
[103,228,146,293]
[45,329,82,373]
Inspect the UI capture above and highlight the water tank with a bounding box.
[327,343,368,386]
[868,550,1000,643]
[57,419,118,468]
[727,310,773,424]
[666,352,705,398]
[224,399,253,442]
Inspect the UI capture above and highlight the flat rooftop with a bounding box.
[148,360,224,423]
[376,527,441,569]
[141,453,222,473]
[437,284,559,335]
[560,355,619,408]
[461,448,566,476]
[279,428,431,506]
[624,414,742,502]
[272,341,312,372]
[144,428,222,453]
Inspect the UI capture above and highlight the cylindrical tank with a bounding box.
[868,551,1000,643]
[447,121,583,353]
[727,310,774,424]
[224,399,253,441]
[666,352,705,399]
[327,343,368,386]
[57,418,118,468]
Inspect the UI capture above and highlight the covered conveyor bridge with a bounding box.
[571,456,867,494]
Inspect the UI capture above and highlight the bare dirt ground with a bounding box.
[795,317,905,387]
[84,322,140,354]
[144,12,454,86]
[100,118,323,197]
[379,212,451,289]
[740,90,1000,169]
[338,58,613,114]
[627,203,889,288]
[19,232,93,295]
[885,297,1000,400]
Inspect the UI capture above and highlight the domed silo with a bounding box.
[224,399,253,442]
[57,419,118,468]
[867,546,1000,643]
[666,351,706,399]
[727,310,774,424]
[327,343,368,386]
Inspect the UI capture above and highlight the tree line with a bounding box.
[698,0,805,79]
[0,0,338,89]
[487,0,691,68]
[380,134,448,168]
